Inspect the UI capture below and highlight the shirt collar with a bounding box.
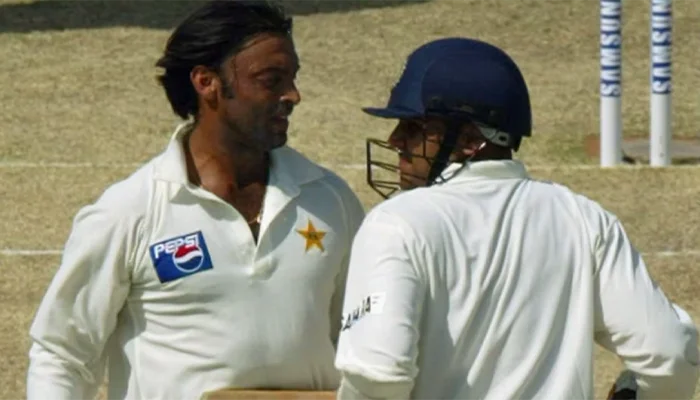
[434,159,530,185]
[152,121,192,184]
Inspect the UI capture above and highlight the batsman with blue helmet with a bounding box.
[334,37,699,400]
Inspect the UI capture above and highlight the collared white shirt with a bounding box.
[27,122,365,400]
[335,160,699,400]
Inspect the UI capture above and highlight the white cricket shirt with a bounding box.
[27,122,365,400]
[335,160,699,400]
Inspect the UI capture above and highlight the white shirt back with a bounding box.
[335,160,698,400]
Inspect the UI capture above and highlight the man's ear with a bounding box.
[190,66,219,104]
[455,122,487,157]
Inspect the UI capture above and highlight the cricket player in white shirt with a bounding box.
[334,37,699,400]
[26,2,364,399]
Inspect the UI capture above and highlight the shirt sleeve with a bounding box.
[593,217,700,399]
[335,209,425,400]
[330,192,366,349]
[26,200,139,400]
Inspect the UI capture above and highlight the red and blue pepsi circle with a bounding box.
[172,243,205,273]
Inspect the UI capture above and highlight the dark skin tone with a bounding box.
[387,116,512,190]
[185,33,301,241]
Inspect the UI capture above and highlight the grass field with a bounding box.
[1,0,700,398]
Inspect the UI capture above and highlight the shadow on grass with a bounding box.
[0,0,429,34]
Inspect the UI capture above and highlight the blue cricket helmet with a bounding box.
[363,37,532,151]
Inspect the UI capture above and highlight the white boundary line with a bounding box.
[1,249,63,256]
[646,250,700,258]
[0,161,699,171]
[3,249,700,257]
[0,162,143,169]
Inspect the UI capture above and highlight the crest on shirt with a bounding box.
[296,219,327,253]
[148,231,213,283]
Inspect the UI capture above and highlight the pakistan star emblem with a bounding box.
[296,219,326,252]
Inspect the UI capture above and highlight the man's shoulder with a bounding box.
[85,157,158,219]
[316,164,361,202]
[370,176,619,230]
[538,177,614,212]
[526,176,621,233]
[371,186,433,215]
[362,190,428,229]
[275,146,362,203]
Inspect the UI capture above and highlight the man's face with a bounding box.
[216,33,301,151]
[387,117,445,190]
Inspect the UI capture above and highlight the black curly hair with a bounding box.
[155,0,293,120]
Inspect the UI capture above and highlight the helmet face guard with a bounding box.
[365,137,403,199]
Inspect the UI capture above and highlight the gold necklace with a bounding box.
[247,155,270,226]
[247,210,262,225]
[247,186,267,225]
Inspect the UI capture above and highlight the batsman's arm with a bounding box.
[593,217,700,399]
[330,188,366,349]
[27,200,138,400]
[334,209,425,400]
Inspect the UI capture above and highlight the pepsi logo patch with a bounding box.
[148,231,213,283]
